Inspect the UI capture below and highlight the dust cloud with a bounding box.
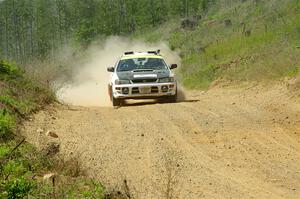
[57,36,181,107]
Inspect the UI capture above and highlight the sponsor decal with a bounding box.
[133,74,157,78]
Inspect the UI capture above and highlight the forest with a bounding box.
[0,0,213,63]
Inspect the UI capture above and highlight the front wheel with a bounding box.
[112,97,123,106]
[167,93,177,103]
[112,96,125,106]
[163,91,177,103]
[169,86,178,103]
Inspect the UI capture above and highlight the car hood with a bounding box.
[116,70,170,80]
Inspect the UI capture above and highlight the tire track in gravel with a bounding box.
[146,103,285,198]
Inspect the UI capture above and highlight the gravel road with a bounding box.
[23,83,300,199]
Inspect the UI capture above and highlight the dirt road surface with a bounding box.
[23,83,300,199]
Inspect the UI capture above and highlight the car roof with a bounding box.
[120,51,163,60]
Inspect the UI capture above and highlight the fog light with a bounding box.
[161,86,168,92]
[115,87,121,93]
[122,87,129,94]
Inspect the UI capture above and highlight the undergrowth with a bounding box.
[134,0,300,89]
[0,60,106,198]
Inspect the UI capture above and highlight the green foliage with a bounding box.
[76,20,98,46]
[0,60,55,117]
[0,134,106,198]
[0,59,55,197]
[132,1,300,90]
[56,178,105,198]
[284,67,300,77]
[0,60,19,76]
[0,94,38,118]
[0,140,54,198]
[3,177,35,199]
[169,31,185,50]
[171,0,300,89]
[0,0,206,62]
[0,145,10,159]
[0,110,15,141]
[182,64,217,89]
[3,160,28,178]
[201,0,216,12]
[80,180,105,198]
[0,59,104,198]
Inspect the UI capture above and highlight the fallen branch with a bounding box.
[10,138,26,155]
[0,138,26,163]
[0,138,26,180]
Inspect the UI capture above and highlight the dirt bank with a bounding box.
[23,82,300,198]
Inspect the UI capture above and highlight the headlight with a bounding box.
[158,77,174,83]
[115,79,131,85]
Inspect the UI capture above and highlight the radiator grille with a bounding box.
[131,79,157,84]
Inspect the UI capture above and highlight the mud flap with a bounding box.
[108,84,112,101]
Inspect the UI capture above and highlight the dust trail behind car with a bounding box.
[57,37,181,107]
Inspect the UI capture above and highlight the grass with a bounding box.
[0,60,106,198]
[178,0,300,89]
[0,110,15,141]
[134,0,300,89]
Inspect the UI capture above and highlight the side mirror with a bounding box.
[107,67,114,72]
[170,64,177,70]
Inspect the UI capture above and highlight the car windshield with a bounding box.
[117,58,168,72]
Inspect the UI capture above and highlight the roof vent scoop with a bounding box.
[147,50,161,55]
[124,51,134,55]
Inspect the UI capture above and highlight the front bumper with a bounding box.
[112,82,177,99]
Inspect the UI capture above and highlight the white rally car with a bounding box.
[107,50,178,106]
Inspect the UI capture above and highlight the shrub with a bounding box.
[0,110,15,141]
[0,145,10,159]
[3,177,34,199]
[0,60,20,76]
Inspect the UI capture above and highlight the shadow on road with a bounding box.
[118,99,200,107]
[114,89,200,108]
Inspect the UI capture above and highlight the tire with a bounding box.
[110,86,123,106]
[163,91,177,103]
[112,94,124,106]
[168,93,177,103]
[168,86,178,103]
[112,97,121,106]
